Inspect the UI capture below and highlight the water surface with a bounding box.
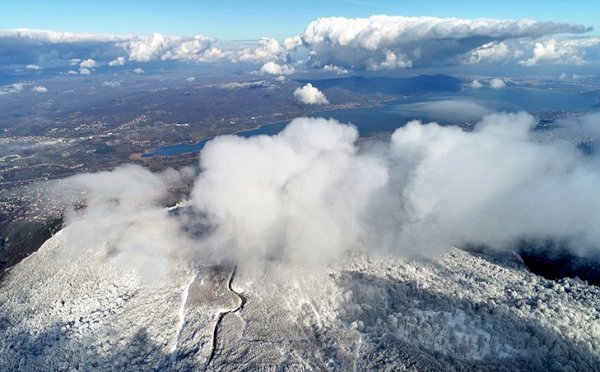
[143,87,596,157]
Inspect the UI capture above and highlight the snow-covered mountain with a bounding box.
[1,228,599,371]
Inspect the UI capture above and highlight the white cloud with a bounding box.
[259,61,295,75]
[132,67,144,74]
[323,64,349,74]
[185,77,195,82]
[467,42,514,64]
[489,78,506,89]
[190,113,600,266]
[237,38,288,62]
[198,47,225,61]
[123,32,218,62]
[294,83,329,105]
[300,15,591,70]
[25,64,41,70]
[108,56,126,66]
[102,80,121,87]
[49,165,192,282]
[283,35,303,51]
[470,80,483,89]
[0,29,221,68]
[192,117,372,265]
[0,28,122,43]
[0,83,26,95]
[215,80,273,90]
[519,37,600,66]
[37,112,600,272]
[78,59,95,74]
[79,58,96,69]
[67,70,78,75]
[1,21,597,73]
[32,85,48,93]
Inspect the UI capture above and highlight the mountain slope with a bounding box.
[1,229,599,371]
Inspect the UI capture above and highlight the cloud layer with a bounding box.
[0,29,223,69]
[299,15,595,70]
[2,15,598,73]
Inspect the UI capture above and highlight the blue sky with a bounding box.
[1,0,598,39]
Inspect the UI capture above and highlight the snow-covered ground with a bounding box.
[1,230,599,371]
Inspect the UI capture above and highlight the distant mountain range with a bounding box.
[297,74,463,95]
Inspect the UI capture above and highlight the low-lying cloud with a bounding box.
[391,99,492,122]
[46,165,195,282]
[259,61,295,75]
[31,85,48,93]
[48,111,600,278]
[294,83,329,105]
[489,78,506,89]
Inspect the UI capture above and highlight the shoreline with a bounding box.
[137,98,398,159]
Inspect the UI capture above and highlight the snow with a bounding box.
[169,272,197,363]
[0,231,599,370]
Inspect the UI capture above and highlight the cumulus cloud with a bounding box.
[122,33,219,62]
[489,78,506,89]
[294,83,329,105]
[469,78,505,89]
[236,38,288,62]
[2,20,598,72]
[132,67,144,74]
[470,80,483,89]
[323,64,349,74]
[299,15,592,70]
[102,80,121,87]
[108,56,126,66]
[124,34,221,62]
[79,68,92,75]
[519,37,600,66]
[79,58,96,68]
[25,64,41,70]
[43,112,600,276]
[0,29,126,68]
[191,118,378,266]
[189,113,600,267]
[467,41,519,64]
[0,29,222,69]
[31,85,48,93]
[283,35,303,51]
[0,82,26,95]
[259,61,295,75]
